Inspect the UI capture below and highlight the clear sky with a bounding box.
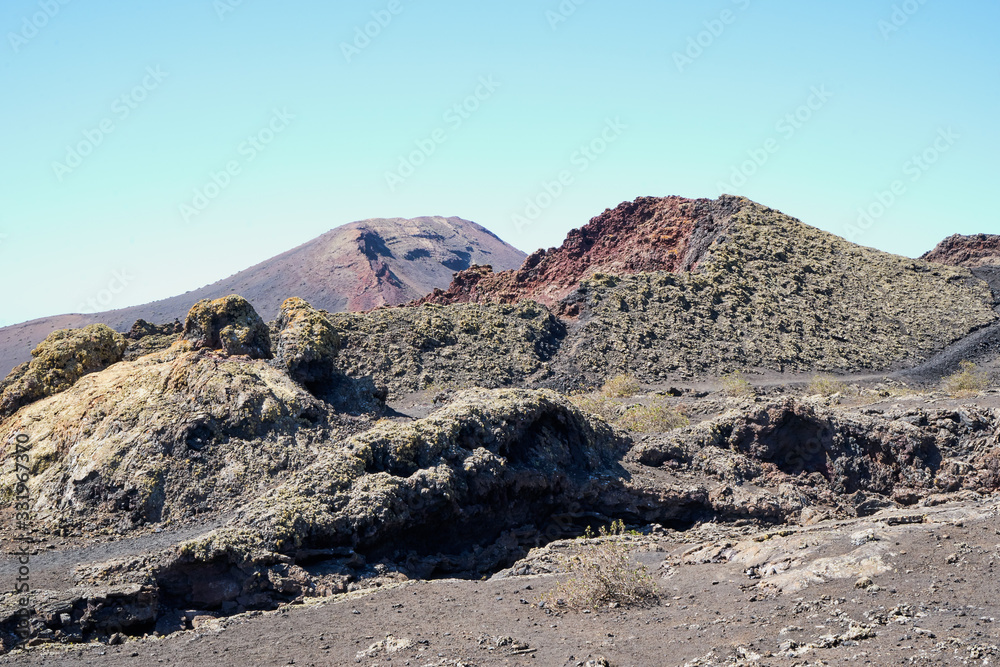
[1,0,998,326]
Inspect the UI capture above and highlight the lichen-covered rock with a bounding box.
[126,319,182,340]
[273,298,341,387]
[633,399,1000,511]
[0,324,127,420]
[145,388,628,594]
[122,319,183,362]
[561,199,997,379]
[180,295,271,359]
[328,301,565,397]
[0,345,373,531]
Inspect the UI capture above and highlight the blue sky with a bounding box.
[1,0,998,326]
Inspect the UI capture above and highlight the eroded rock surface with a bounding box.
[180,295,271,359]
[0,324,127,420]
[922,233,1000,268]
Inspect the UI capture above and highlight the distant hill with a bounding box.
[410,195,997,379]
[0,216,526,377]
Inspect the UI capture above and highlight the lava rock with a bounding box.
[180,294,272,359]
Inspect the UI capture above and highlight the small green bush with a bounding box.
[721,371,754,398]
[600,374,641,398]
[943,360,989,396]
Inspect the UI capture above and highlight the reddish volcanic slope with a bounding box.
[416,195,745,309]
[921,234,1000,268]
[0,217,525,377]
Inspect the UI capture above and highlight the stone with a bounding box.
[0,324,127,419]
[180,294,271,359]
[273,298,340,387]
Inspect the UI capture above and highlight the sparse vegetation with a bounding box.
[943,360,990,396]
[546,521,659,610]
[721,371,755,398]
[808,375,849,396]
[570,393,687,433]
[617,401,689,433]
[569,393,622,422]
[600,373,642,398]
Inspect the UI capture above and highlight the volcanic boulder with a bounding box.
[0,324,127,420]
[123,319,184,362]
[273,297,341,388]
[0,342,358,531]
[180,295,271,359]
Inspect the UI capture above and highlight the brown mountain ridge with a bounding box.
[0,216,526,377]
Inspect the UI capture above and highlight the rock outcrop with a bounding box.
[179,295,272,359]
[6,391,1000,652]
[0,343,370,532]
[922,233,1000,268]
[0,324,127,420]
[122,319,183,362]
[327,301,565,396]
[272,298,341,389]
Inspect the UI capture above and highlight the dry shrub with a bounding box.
[569,394,622,422]
[808,375,848,396]
[617,402,689,433]
[943,360,989,396]
[600,374,641,398]
[721,371,755,398]
[546,521,659,610]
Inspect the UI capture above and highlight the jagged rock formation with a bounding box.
[0,343,369,533]
[327,301,564,396]
[0,297,379,536]
[634,400,1000,510]
[922,233,1000,268]
[122,319,182,362]
[272,298,341,388]
[178,295,272,359]
[5,391,1000,651]
[0,324,127,420]
[417,196,740,308]
[0,216,526,377]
